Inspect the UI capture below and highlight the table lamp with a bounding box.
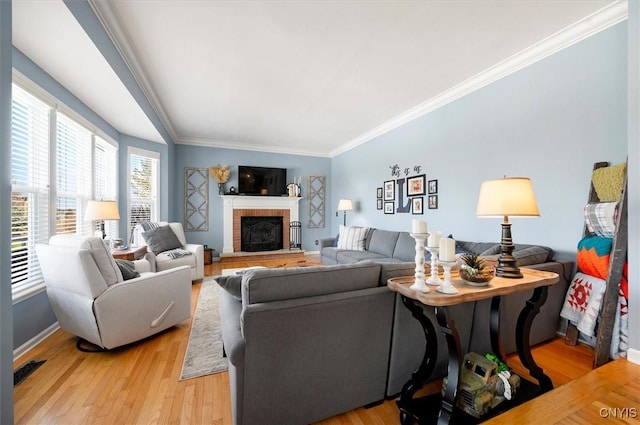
[85,200,120,239]
[476,177,539,278]
[337,199,353,226]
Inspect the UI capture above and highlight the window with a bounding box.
[94,137,119,239]
[128,147,159,243]
[10,82,119,302]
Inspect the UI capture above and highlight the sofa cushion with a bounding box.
[456,240,499,255]
[215,274,243,300]
[392,232,416,262]
[368,229,401,258]
[378,262,416,286]
[142,225,183,254]
[337,225,369,251]
[241,263,381,304]
[482,245,553,266]
[336,250,387,263]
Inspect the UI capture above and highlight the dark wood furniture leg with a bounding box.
[433,305,461,425]
[516,286,553,392]
[398,296,439,425]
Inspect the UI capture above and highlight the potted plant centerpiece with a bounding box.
[459,253,495,286]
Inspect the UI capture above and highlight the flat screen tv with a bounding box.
[238,165,288,196]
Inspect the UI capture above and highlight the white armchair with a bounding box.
[36,235,191,350]
[132,222,204,282]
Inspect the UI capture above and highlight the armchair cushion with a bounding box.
[114,259,140,281]
[142,225,183,254]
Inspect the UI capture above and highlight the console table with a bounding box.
[387,268,559,425]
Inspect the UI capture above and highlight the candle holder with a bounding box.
[437,260,459,294]
[425,246,442,286]
[409,232,429,293]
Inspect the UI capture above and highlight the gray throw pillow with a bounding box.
[142,225,182,254]
[215,274,242,301]
[114,259,140,281]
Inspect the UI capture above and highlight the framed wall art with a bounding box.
[412,197,424,215]
[377,187,383,199]
[384,202,395,214]
[407,174,426,196]
[428,195,438,209]
[428,179,438,194]
[377,199,383,210]
[384,180,395,201]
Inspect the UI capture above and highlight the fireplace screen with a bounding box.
[241,216,283,252]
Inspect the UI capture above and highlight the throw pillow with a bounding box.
[215,274,243,301]
[142,225,183,254]
[337,225,369,251]
[114,259,140,281]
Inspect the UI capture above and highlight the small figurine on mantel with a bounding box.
[210,164,230,195]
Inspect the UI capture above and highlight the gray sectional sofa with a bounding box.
[218,227,572,425]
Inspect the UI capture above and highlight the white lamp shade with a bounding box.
[476,177,540,217]
[85,200,120,221]
[337,199,353,211]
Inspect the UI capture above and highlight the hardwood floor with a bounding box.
[13,257,639,424]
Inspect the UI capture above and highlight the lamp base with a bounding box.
[496,221,522,279]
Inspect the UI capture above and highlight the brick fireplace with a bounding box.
[221,196,302,253]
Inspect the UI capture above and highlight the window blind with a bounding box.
[56,113,93,236]
[10,85,50,287]
[95,136,119,239]
[129,150,159,243]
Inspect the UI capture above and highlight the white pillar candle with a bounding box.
[427,231,441,248]
[411,219,428,234]
[439,237,456,262]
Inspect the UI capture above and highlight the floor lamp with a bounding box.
[85,200,120,239]
[337,199,353,226]
[476,177,539,278]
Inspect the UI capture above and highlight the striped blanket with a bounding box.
[139,221,192,259]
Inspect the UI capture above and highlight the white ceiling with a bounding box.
[12,0,623,157]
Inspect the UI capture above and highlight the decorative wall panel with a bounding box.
[184,167,209,231]
[307,175,326,228]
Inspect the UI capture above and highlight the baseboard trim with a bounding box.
[627,348,640,365]
[13,322,60,363]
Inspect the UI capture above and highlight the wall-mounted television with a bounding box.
[238,165,288,196]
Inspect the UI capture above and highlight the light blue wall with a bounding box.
[175,146,332,254]
[1,1,14,422]
[331,22,628,260]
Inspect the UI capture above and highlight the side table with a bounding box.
[111,245,147,261]
[387,268,559,425]
[204,247,214,265]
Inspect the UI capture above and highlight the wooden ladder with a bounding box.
[564,161,628,368]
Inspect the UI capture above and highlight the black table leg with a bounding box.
[398,296,439,424]
[516,286,553,392]
[489,296,507,363]
[434,305,461,425]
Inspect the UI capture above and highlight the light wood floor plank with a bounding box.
[13,257,639,424]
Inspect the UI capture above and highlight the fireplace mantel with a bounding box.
[220,195,302,253]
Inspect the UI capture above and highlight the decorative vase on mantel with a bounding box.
[218,183,226,195]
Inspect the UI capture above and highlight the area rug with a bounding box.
[179,277,228,380]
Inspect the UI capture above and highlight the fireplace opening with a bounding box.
[241,216,283,252]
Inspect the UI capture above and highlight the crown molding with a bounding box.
[88,0,178,143]
[330,0,628,158]
[175,137,332,158]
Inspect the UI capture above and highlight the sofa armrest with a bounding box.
[319,238,336,249]
[219,290,245,366]
[184,243,204,280]
[93,266,191,349]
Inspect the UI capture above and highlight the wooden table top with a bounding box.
[387,268,559,307]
